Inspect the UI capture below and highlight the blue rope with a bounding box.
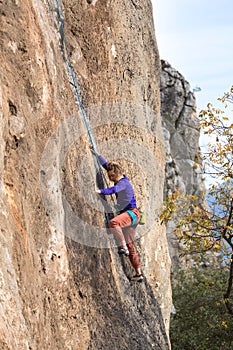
[54,0,117,215]
[55,0,94,149]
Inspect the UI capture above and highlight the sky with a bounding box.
[152,0,233,187]
[152,0,233,114]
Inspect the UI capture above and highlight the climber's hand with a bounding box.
[95,186,101,194]
[90,145,97,155]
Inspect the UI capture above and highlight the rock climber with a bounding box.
[91,149,143,282]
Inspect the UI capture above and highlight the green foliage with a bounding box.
[170,267,233,350]
[160,190,229,262]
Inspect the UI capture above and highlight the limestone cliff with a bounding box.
[0,1,171,349]
[161,60,205,267]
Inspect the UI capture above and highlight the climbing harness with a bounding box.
[53,0,117,222]
[126,210,138,226]
[126,209,146,226]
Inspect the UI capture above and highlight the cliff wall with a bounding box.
[161,60,205,267]
[0,1,171,349]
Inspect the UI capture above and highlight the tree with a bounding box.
[161,86,233,315]
[170,267,233,350]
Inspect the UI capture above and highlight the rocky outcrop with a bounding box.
[0,1,171,349]
[161,60,205,267]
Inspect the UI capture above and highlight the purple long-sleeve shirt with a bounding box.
[98,155,137,212]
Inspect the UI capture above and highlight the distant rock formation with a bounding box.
[161,60,205,267]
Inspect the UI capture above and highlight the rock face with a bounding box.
[161,60,205,267]
[0,1,171,349]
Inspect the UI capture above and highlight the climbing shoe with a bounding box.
[130,274,144,283]
[118,247,129,256]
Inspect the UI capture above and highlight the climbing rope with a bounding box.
[53,0,117,219]
[55,0,95,149]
